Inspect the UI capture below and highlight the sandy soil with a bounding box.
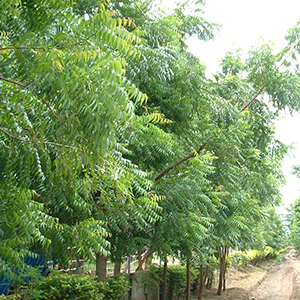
[195,248,300,300]
[250,248,300,300]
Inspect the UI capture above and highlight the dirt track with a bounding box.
[250,249,300,300]
[200,248,300,300]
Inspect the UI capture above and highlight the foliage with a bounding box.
[259,207,289,251]
[289,197,300,249]
[103,276,131,300]
[26,272,131,300]
[1,1,300,298]
[0,0,159,274]
[230,246,289,268]
[154,264,198,300]
[35,272,104,300]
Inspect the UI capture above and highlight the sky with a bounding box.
[161,0,300,213]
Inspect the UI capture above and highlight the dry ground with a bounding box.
[193,248,300,300]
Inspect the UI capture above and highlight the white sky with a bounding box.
[162,0,300,212]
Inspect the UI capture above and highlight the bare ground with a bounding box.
[194,248,300,300]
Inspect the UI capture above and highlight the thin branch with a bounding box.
[155,144,207,181]
[0,127,27,141]
[0,76,24,87]
[240,87,264,112]
[43,141,75,150]
[155,87,265,182]
[0,127,76,150]
[132,1,152,22]
[218,147,244,169]
[0,76,60,120]
[36,93,60,120]
[0,46,64,51]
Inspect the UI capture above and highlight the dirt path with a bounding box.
[250,249,300,300]
[198,248,300,300]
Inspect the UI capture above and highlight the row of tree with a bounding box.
[0,0,298,298]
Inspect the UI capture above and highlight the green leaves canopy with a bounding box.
[1,0,299,280]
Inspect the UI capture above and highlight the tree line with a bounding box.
[0,0,298,298]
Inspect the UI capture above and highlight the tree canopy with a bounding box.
[1,1,300,295]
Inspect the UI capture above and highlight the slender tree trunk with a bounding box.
[217,248,225,295]
[205,270,213,290]
[145,249,152,268]
[96,254,107,282]
[114,261,122,276]
[203,263,209,286]
[198,265,204,300]
[186,259,191,300]
[124,256,131,274]
[222,263,226,292]
[162,259,168,300]
[137,252,143,270]
[75,255,80,274]
[223,248,228,291]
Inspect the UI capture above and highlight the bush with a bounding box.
[36,272,104,300]
[155,264,198,300]
[0,296,21,300]
[230,246,287,268]
[230,251,251,267]
[264,246,277,259]
[32,272,131,300]
[103,276,131,300]
[278,246,290,256]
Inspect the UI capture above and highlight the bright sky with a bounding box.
[162,0,300,212]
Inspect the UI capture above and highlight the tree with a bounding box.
[0,0,158,279]
[260,207,289,251]
[289,197,300,249]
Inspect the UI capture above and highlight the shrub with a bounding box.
[278,246,290,256]
[230,246,285,268]
[264,246,277,259]
[103,276,131,300]
[247,249,264,265]
[155,264,198,300]
[36,272,104,300]
[230,251,251,267]
[36,272,131,300]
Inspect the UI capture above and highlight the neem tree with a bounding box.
[1,2,300,297]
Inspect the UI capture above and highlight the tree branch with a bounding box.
[155,87,265,182]
[0,127,26,141]
[218,147,244,169]
[240,87,264,112]
[0,46,64,51]
[0,127,75,150]
[133,1,152,22]
[0,76,60,120]
[154,144,206,181]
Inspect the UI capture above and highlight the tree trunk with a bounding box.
[137,252,143,271]
[205,270,213,290]
[203,264,209,286]
[96,254,107,282]
[124,256,131,274]
[222,263,226,292]
[162,259,168,300]
[145,249,152,268]
[114,261,122,276]
[217,249,225,295]
[198,265,204,300]
[223,248,228,291]
[186,259,191,300]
